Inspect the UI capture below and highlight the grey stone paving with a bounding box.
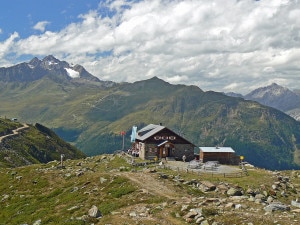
[166,160,242,174]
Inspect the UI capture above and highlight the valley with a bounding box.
[1,56,300,170]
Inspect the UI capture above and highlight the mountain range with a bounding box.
[1,55,300,170]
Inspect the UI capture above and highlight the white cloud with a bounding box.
[33,21,50,32]
[1,0,300,94]
[65,68,80,78]
[0,32,19,59]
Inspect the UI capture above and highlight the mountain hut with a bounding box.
[131,124,195,161]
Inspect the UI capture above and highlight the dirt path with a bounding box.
[0,123,29,143]
[121,171,181,200]
[114,171,187,225]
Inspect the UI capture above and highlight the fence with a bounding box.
[121,153,247,178]
[155,164,246,178]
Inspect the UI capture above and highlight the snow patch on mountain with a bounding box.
[48,61,58,66]
[65,68,80,78]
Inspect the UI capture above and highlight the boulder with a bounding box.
[227,187,243,196]
[199,181,216,192]
[88,205,102,218]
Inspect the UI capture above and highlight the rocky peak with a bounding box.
[28,57,41,68]
[42,55,60,64]
[245,83,289,99]
[0,55,112,85]
[40,55,69,70]
[245,83,300,112]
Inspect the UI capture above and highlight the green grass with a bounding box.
[1,154,300,224]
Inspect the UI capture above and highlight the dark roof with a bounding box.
[136,124,164,141]
[135,124,195,146]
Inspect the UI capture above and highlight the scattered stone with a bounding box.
[225,202,235,208]
[181,205,189,211]
[255,194,265,201]
[291,209,300,213]
[200,220,210,225]
[67,206,80,211]
[65,173,72,177]
[246,188,255,196]
[216,183,228,194]
[195,217,205,224]
[129,211,137,217]
[199,181,216,192]
[159,173,168,179]
[235,204,243,210]
[266,196,274,203]
[32,219,42,225]
[88,205,102,218]
[75,171,84,177]
[227,187,243,196]
[184,211,198,219]
[100,177,108,184]
[70,187,79,192]
[15,176,22,181]
[1,194,9,202]
[291,199,300,208]
[264,202,290,212]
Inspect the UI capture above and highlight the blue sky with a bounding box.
[0,0,100,40]
[1,0,300,94]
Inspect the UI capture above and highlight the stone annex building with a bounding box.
[132,124,195,161]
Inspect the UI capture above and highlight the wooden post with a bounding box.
[60,154,65,168]
[120,131,126,151]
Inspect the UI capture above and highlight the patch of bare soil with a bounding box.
[105,171,188,225]
[121,171,181,199]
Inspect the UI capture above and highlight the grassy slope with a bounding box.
[0,119,85,167]
[0,154,299,224]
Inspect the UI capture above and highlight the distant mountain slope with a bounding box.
[245,83,300,112]
[0,55,115,87]
[1,57,300,170]
[0,118,85,167]
[226,83,300,121]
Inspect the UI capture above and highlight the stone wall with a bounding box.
[142,143,194,161]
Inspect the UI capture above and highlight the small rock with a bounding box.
[201,220,210,225]
[32,219,42,225]
[227,187,243,196]
[264,202,290,212]
[88,205,102,218]
[129,211,137,217]
[100,177,107,184]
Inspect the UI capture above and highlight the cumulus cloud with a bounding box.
[1,0,300,94]
[33,21,50,32]
[0,32,19,64]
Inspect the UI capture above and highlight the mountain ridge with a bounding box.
[0,55,116,86]
[1,56,300,170]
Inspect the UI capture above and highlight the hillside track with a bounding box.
[0,123,29,143]
[120,171,182,200]
[116,171,190,225]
